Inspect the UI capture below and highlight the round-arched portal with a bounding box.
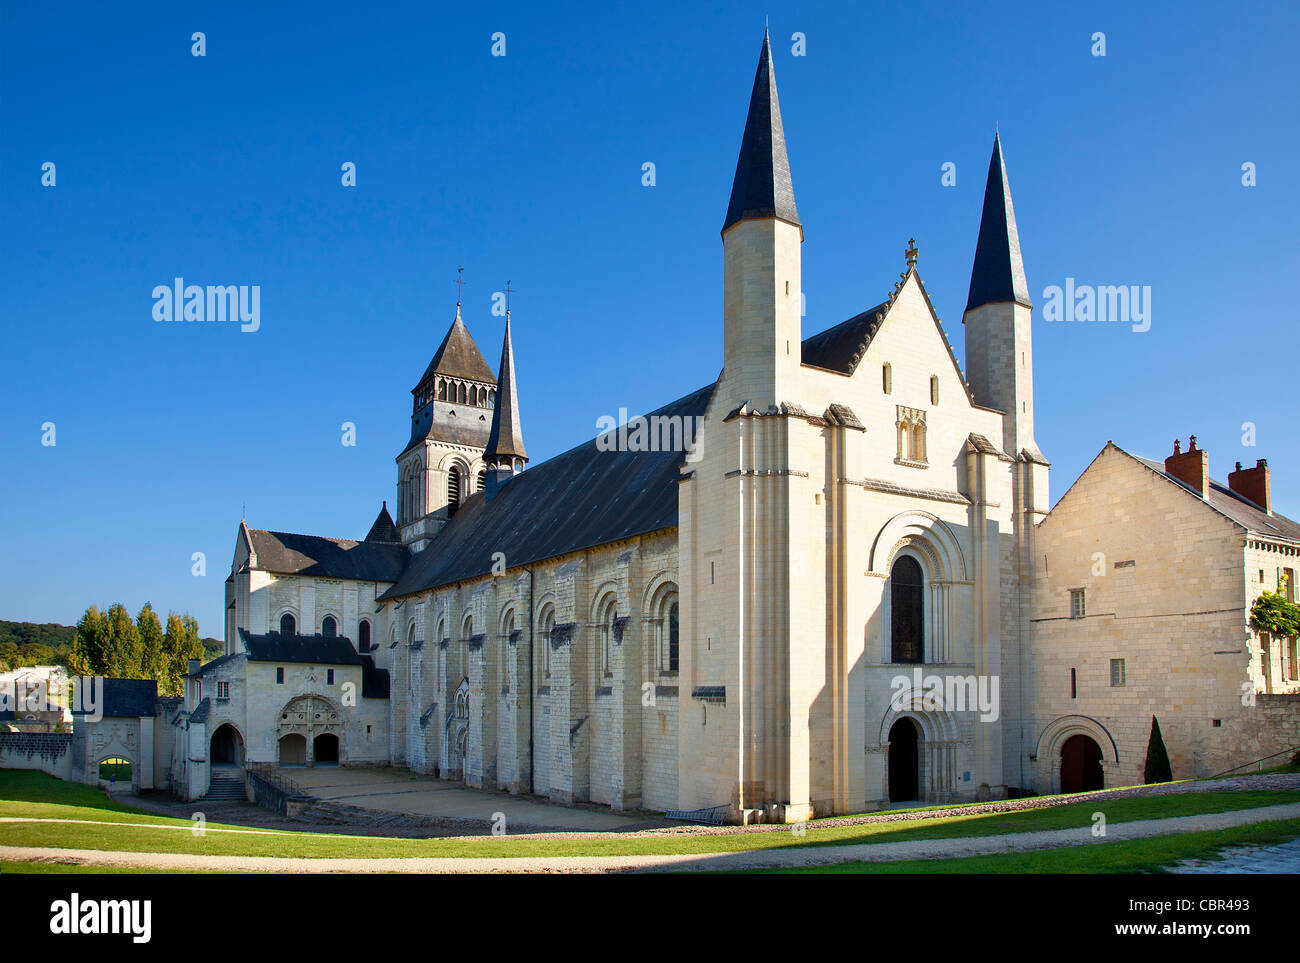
[210,723,244,766]
[1060,734,1104,794]
[887,718,920,802]
[313,733,339,765]
[279,733,307,766]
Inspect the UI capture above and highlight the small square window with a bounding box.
[1109,658,1126,687]
[1212,719,1222,727]
[1070,589,1086,619]
[276,667,285,684]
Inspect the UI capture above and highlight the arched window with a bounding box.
[501,611,515,687]
[280,613,296,637]
[489,389,496,406]
[458,383,467,404]
[668,602,679,673]
[408,622,418,646]
[438,379,447,401]
[890,555,924,664]
[321,616,337,638]
[447,467,462,517]
[358,620,371,653]
[477,469,486,492]
[537,605,555,679]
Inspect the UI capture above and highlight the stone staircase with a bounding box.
[205,768,247,801]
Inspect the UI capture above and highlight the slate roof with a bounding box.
[361,656,391,700]
[414,308,497,391]
[1130,453,1300,542]
[485,314,528,463]
[247,528,406,582]
[364,502,401,543]
[966,133,1032,313]
[382,383,716,598]
[800,300,890,374]
[73,678,158,718]
[239,629,364,666]
[189,652,241,678]
[189,697,211,724]
[722,31,800,235]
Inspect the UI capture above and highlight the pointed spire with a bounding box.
[364,500,400,543]
[966,132,1031,313]
[722,30,800,235]
[484,312,527,499]
[413,303,496,396]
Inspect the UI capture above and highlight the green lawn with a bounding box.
[2,770,1298,862]
[758,818,1300,873]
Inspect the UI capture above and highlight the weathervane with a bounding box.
[454,266,466,306]
[504,279,515,315]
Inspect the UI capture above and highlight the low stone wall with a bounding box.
[1220,694,1300,774]
[0,732,74,780]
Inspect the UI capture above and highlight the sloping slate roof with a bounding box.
[364,502,401,543]
[966,133,1032,313]
[190,653,241,678]
[800,300,890,374]
[189,697,211,724]
[383,383,716,598]
[248,529,406,582]
[415,310,497,389]
[239,629,364,666]
[361,657,390,699]
[73,678,158,718]
[1131,454,1300,541]
[722,31,800,234]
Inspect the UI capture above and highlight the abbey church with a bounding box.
[156,33,1300,820]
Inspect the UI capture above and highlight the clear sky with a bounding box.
[3,1,1297,638]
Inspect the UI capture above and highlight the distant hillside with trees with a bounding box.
[1,611,223,695]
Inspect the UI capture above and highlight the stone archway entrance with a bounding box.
[888,718,920,802]
[313,733,339,765]
[276,694,343,767]
[210,724,244,766]
[1060,734,1104,794]
[279,733,307,766]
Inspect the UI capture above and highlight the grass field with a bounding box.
[2,770,1299,865]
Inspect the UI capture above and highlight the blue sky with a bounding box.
[3,1,1297,637]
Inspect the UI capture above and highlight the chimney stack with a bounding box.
[1165,435,1209,498]
[1228,458,1271,514]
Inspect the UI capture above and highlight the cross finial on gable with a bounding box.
[906,238,918,269]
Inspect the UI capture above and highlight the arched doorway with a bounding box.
[210,724,244,766]
[313,733,339,765]
[279,733,307,766]
[888,718,920,802]
[1060,734,1104,793]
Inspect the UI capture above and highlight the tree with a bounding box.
[1143,715,1173,784]
[69,606,111,676]
[17,643,55,666]
[104,603,142,678]
[159,612,204,696]
[0,658,10,674]
[136,603,164,682]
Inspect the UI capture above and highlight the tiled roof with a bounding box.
[800,301,890,374]
[364,502,401,544]
[239,629,364,666]
[1130,453,1300,541]
[966,133,1032,313]
[72,678,158,718]
[383,383,716,598]
[414,308,496,389]
[722,31,800,235]
[247,529,406,582]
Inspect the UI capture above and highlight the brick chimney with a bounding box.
[1228,458,1271,513]
[1165,436,1209,498]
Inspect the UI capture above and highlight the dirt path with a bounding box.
[5,801,1300,874]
